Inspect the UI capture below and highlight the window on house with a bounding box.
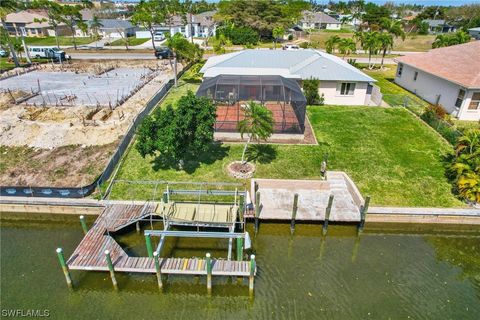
[468,92,480,110]
[413,71,418,81]
[455,89,466,108]
[397,63,403,77]
[338,82,356,96]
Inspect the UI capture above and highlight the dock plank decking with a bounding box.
[67,203,253,277]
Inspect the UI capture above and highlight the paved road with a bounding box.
[71,52,156,60]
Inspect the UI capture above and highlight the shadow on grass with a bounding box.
[245,144,277,164]
[150,142,230,174]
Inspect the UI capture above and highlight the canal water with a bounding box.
[1,214,479,319]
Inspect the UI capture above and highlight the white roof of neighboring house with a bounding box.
[468,27,480,32]
[200,49,375,82]
[301,11,341,24]
[6,10,48,24]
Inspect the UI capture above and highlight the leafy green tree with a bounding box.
[377,33,393,69]
[362,3,391,27]
[272,26,284,49]
[131,0,166,49]
[432,31,471,48]
[303,78,321,105]
[217,24,259,45]
[136,91,216,167]
[237,101,274,163]
[216,0,309,39]
[0,0,20,67]
[165,32,204,86]
[325,35,341,53]
[32,0,63,49]
[338,38,356,59]
[61,4,90,50]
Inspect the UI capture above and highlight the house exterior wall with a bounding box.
[394,63,480,121]
[325,23,341,30]
[301,22,341,30]
[317,81,369,105]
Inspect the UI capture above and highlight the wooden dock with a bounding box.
[67,203,254,277]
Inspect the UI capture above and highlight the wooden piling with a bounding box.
[254,191,261,235]
[105,250,118,289]
[236,237,243,261]
[249,254,256,294]
[136,221,141,233]
[145,234,154,258]
[290,193,299,234]
[206,253,212,293]
[322,195,334,236]
[56,248,72,288]
[79,215,88,235]
[153,251,163,290]
[358,196,370,233]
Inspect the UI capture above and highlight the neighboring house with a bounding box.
[5,10,71,37]
[300,11,342,31]
[150,11,217,38]
[423,19,456,33]
[199,49,377,107]
[96,19,137,38]
[468,27,480,40]
[394,41,480,121]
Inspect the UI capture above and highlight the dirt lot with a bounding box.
[0,60,181,187]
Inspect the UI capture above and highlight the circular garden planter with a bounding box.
[226,161,256,179]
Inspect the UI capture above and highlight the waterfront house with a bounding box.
[394,41,480,121]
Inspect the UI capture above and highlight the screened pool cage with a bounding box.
[196,75,307,134]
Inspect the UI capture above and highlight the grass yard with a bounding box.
[107,37,149,46]
[0,57,49,72]
[22,36,93,46]
[309,32,435,52]
[112,101,461,207]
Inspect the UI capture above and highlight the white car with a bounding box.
[153,32,165,42]
[283,44,300,50]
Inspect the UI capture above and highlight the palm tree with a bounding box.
[89,15,103,50]
[272,26,284,49]
[237,102,274,164]
[325,35,341,53]
[377,33,393,69]
[380,17,406,41]
[0,0,20,67]
[338,38,356,59]
[361,31,380,69]
[456,128,480,156]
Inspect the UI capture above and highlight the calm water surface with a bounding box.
[1,214,479,319]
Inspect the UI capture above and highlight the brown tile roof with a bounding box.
[396,41,480,88]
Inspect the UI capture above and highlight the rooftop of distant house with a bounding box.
[301,11,341,24]
[396,41,480,89]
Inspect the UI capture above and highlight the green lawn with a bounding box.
[0,57,48,72]
[21,36,93,46]
[112,101,461,207]
[107,37,149,46]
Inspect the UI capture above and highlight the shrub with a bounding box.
[303,78,321,105]
[218,26,259,45]
[288,34,293,41]
[420,106,461,144]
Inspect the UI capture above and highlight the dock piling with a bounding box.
[145,234,154,258]
[206,253,212,294]
[290,193,299,234]
[79,215,88,235]
[254,191,261,235]
[56,248,72,288]
[249,254,256,295]
[322,195,334,236]
[358,196,370,233]
[236,237,243,261]
[136,221,141,233]
[105,250,118,289]
[153,251,163,290]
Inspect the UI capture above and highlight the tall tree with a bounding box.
[0,0,20,67]
[165,32,203,86]
[377,32,393,69]
[61,4,88,50]
[380,17,406,41]
[89,15,103,50]
[237,102,274,164]
[360,31,380,69]
[32,0,63,49]
[131,0,166,49]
